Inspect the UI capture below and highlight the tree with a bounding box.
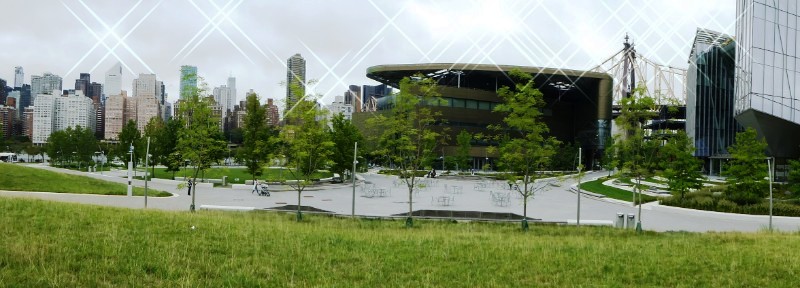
[602,135,619,177]
[454,129,472,171]
[160,118,182,179]
[176,81,228,212]
[143,117,165,178]
[282,83,333,221]
[489,69,559,230]
[367,75,446,227]
[788,159,800,195]
[237,92,274,181]
[662,131,703,202]
[328,113,364,181]
[613,86,660,232]
[550,142,579,171]
[116,120,142,167]
[725,127,769,205]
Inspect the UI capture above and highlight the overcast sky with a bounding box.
[0,0,735,109]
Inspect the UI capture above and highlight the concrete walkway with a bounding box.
[2,164,800,233]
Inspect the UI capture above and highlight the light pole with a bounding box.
[352,142,358,217]
[144,137,151,208]
[577,147,582,226]
[767,157,774,232]
[127,144,134,197]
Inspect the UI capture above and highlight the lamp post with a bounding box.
[144,137,150,208]
[352,142,358,217]
[577,147,582,226]
[127,144,134,197]
[767,157,774,232]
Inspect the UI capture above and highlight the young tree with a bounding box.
[725,127,769,205]
[143,117,166,178]
[662,131,703,202]
[176,81,228,212]
[282,84,334,221]
[160,118,182,179]
[237,92,275,181]
[788,159,800,195]
[328,113,364,181]
[613,85,661,232]
[489,69,559,230]
[455,129,472,171]
[116,120,142,167]
[367,75,446,227]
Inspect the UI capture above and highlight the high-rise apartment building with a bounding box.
[132,73,163,132]
[213,78,236,117]
[14,66,23,88]
[104,62,123,98]
[285,54,306,112]
[329,95,353,120]
[180,65,198,99]
[30,73,62,105]
[266,98,280,127]
[23,107,33,139]
[735,0,800,159]
[104,92,127,140]
[31,90,94,144]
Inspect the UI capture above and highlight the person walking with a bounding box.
[252,179,260,194]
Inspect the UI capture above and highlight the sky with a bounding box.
[0,0,736,110]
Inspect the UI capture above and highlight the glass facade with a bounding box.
[736,0,800,159]
[687,29,743,159]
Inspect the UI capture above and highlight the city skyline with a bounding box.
[1,0,734,109]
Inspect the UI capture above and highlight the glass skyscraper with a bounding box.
[735,0,800,159]
[179,65,198,100]
[687,28,743,173]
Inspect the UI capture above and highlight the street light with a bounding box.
[127,144,134,197]
[767,157,774,232]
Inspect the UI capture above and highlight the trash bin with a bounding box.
[615,213,625,228]
[626,213,635,229]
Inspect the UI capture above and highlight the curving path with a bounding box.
[2,164,800,233]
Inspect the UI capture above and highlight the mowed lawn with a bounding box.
[150,167,333,184]
[580,178,659,203]
[2,197,800,287]
[0,163,170,197]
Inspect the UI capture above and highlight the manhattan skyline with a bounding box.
[1,0,734,108]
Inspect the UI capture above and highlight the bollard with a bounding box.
[615,213,625,228]
[626,213,635,229]
[222,176,227,186]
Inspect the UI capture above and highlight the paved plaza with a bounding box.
[3,164,800,233]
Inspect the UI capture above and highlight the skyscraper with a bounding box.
[104,62,123,98]
[285,54,306,111]
[180,65,198,99]
[132,73,163,132]
[14,66,23,88]
[30,73,62,105]
[735,0,800,159]
[75,73,90,98]
[687,28,742,174]
[213,76,236,119]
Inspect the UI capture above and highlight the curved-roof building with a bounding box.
[358,63,613,169]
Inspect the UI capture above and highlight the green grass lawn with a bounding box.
[2,197,800,287]
[148,167,333,184]
[0,163,170,197]
[580,178,658,203]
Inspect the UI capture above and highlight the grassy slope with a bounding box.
[580,178,658,203]
[0,163,170,197]
[150,167,333,184]
[2,197,800,287]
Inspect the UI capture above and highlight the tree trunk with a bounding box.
[297,190,302,221]
[406,176,414,228]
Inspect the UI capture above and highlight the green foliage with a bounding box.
[283,82,334,220]
[0,163,170,196]
[550,141,579,171]
[613,86,660,208]
[115,120,142,166]
[176,82,228,185]
[237,92,276,180]
[489,69,558,221]
[328,113,364,181]
[661,131,703,201]
[724,128,768,205]
[660,189,800,216]
[367,75,446,226]
[454,129,472,171]
[45,126,97,168]
[788,160,800,194]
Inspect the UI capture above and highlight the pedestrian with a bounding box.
[252,179,259,194]
[187,180,193,195]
